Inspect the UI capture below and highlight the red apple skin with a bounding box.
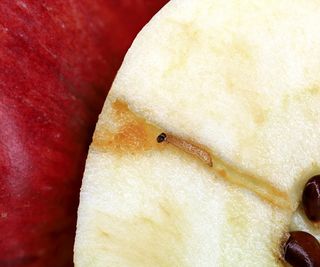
[0,1,168,266]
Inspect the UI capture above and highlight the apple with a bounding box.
[75,0,320,266]
[0,1,168,266]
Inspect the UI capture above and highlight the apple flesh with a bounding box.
[114,0,320,210]
[75,99,290,266]
[0,1,168,266]
[75,0,320,265]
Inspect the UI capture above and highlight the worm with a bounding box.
[157,132,213,167]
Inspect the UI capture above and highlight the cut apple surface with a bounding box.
[75,0,320,266]
[75,99,290,266]
[113,0,320,210]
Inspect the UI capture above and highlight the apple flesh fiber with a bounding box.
[75,0,320,266]
[0,1,168,266]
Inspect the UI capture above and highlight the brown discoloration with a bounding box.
[217,169,227,178]
[92,101,162,154]
[157,131,290,209]
[211,154,291,210]
[111,122,149,152]
[93,99,290,210]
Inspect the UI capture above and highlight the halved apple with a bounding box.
[74,0,320,266]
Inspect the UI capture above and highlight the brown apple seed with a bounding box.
[283,231,320,267]
[302,175,320,222]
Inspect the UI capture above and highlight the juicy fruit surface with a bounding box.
[75,100,289,266]
[75,0,320,266]
[114,0,320,209]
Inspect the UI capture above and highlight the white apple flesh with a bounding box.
[75,0,320,266]
[75,99,290,266]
